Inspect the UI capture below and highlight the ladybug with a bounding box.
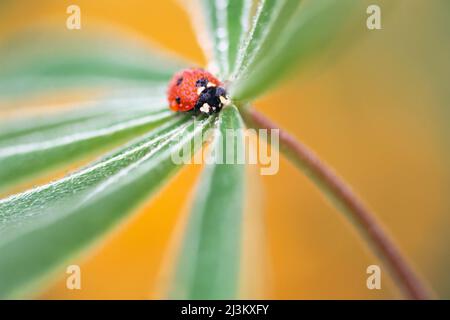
[167,68,230,115]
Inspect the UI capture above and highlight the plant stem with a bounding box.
[241,106,433,300]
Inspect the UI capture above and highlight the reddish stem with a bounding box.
[242,106,433,300]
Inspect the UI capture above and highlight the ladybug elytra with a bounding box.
[167,68,230,115]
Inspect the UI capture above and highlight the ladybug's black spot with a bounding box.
[194,86,229,115]
[175,97,181,104]
[176,77,183,86]
[195,78,209,87]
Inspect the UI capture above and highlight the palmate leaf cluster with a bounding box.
[0,0,364,298]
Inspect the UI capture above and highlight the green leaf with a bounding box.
[0,115,214,298]
[232,0,301,79]
[169,105,246,299]
[231,0,363,100]
[196,0,252,78]
[0,116,186,232]
[0,28,185,98]
[0,92,173,193]
[0,91,167,143]
[226,0,253,75]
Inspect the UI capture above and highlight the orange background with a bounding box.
[0,0,449,299]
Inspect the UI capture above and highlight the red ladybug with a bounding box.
[167,68,230,115]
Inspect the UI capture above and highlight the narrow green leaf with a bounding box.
[0,115,214,298]
[232,0,301,79]
[195,0,252,79]
[170,105,246,299]
[0,93,167,143]
[226,0,252,75]
[0,116,187,233]
[200,0,228,77]
[0,94,173,192]
[0,28,185,98]
[231,0,364,100]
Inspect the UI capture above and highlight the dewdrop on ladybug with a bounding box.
[167,68,231,115]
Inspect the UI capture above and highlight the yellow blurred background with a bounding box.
[0,0,449,299]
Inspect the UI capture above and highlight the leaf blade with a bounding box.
[231,0,364,100]
[232,0,301,80]
[0,94,174,192]
[0,93,168,143]
[169,105,246,299]
[183,0,251,79]
[0,28,185,98]
[226,0,252,75]
[0,115,214,298]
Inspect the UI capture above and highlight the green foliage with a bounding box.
[0,0,365,298]
[170,106,246,299]
[0,29,184,97]
[232,0,301,80]
[0,115,213,298]
[199,0,252,78]
[231,0,364,100]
